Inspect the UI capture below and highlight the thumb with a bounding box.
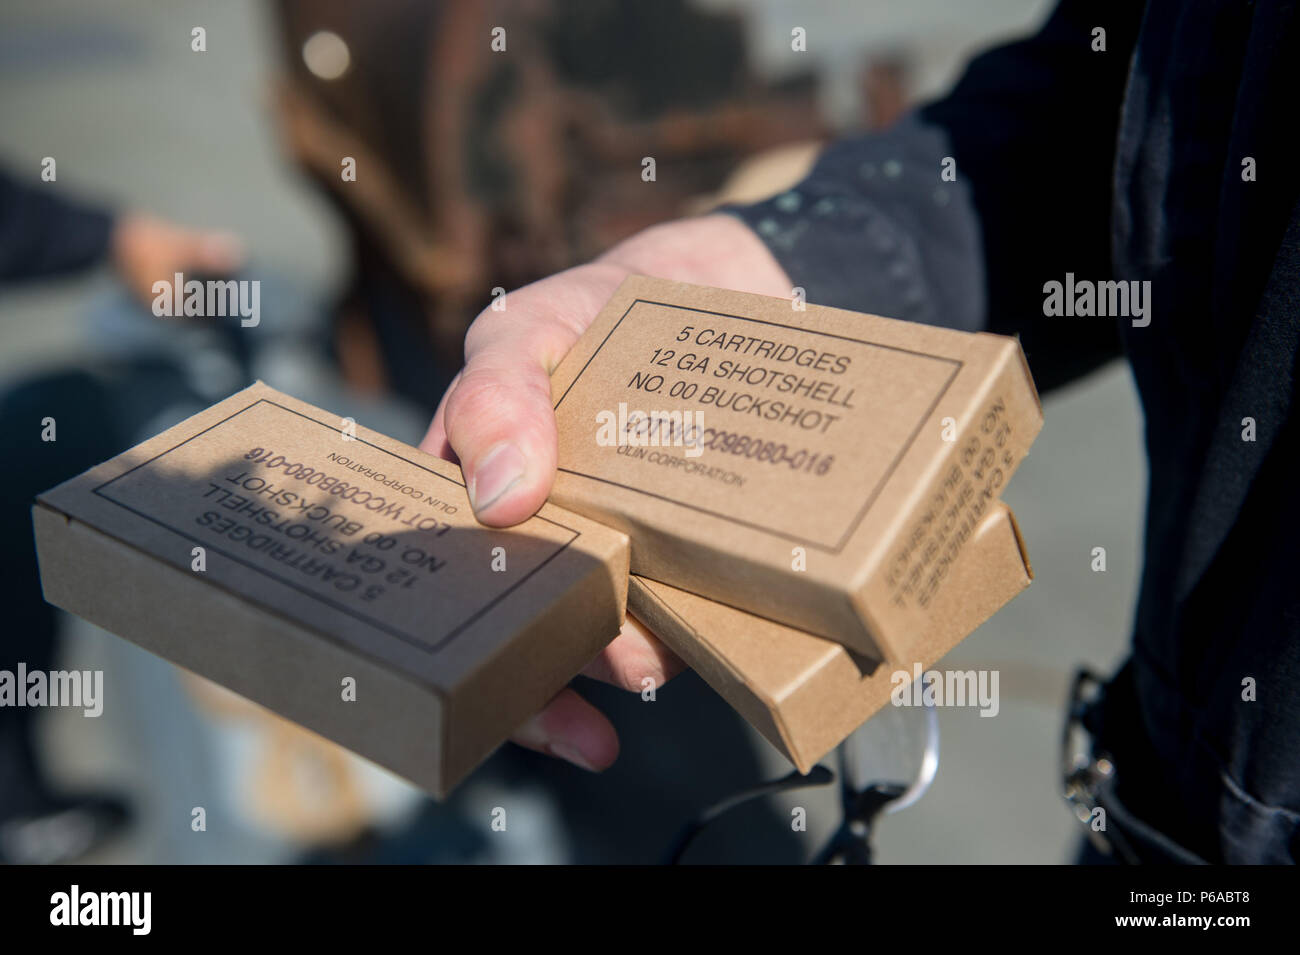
[441,350,558,526]
[429,264,629,526]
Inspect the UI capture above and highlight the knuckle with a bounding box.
[463,311,500,359]
[608,653,653,694]
[442,367,555,447]
[443,370,514,425]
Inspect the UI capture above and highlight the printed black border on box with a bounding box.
[554,298,963,553]
[92,399,580,655]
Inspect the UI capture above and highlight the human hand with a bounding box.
[111,213,244,308]
[420,213,791,771]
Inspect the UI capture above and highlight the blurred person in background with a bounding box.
[424,0,1300,864]
[272,0,825,408]
[0,166,242,863]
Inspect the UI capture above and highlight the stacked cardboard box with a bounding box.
[33,277,1041,793]
[549,277,1042,771]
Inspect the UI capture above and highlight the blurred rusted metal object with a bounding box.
[271,0,827,405]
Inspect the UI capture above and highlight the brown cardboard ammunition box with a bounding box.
[550,276,1042,662]
[32,382,629,797]
[628,502,1031,773]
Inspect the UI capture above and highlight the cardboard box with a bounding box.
[628,502,1031,773]
[32,382,629,797]
[550,276,1042,662]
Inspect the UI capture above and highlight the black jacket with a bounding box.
[732,0,1300,863]
[0,168,114,281]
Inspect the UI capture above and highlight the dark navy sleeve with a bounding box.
[726,117,984,333]
[0,168,116,282]
[726,0,1144,392]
